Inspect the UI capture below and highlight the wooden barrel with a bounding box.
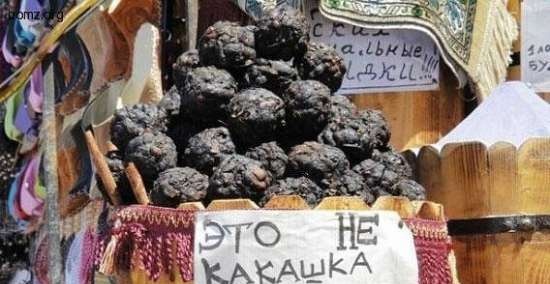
[409,138,550,284]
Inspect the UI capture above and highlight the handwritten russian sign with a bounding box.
[194,210,418,284]
[522,0,550,92]
[306,1,440,94]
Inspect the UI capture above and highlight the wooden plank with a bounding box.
[186,0,199,49]
[517,138,550,214]
[452,235,499,284]
[371,196,414,218]
[177,202,205,210]
[411,201,445,221]
[207,199,259,210]
[42,63,63,284]
[264,195,310,209]
[315,196,369,210]
[125,162,150,205]
[417,146,443,205]
[85,130,121,205]
[440,142,490,219]
[521,232,550,284]
[453,232,550,284]
[488,142,518,215]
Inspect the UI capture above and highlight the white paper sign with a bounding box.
[522,0,550,92]
[194,210,418,284]
[306,1,440,95]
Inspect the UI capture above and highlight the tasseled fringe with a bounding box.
[98,235,119,275]
[97,226,194,282]
[405,218,455,284]
[472,1,518,100]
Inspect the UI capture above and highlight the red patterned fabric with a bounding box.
[405,218,453,284]
[79,228,98,283]
[32,235,49,284]
[98,205,196,281]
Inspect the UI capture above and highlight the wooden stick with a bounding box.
[41,65,63,283]
[106,141,118,152]
[84,130,121,205]
[125,162,150,205]
[186,0,199,49]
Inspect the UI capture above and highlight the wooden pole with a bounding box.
[41,66,63,283]
[186,0,199,50]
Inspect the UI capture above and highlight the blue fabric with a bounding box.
[13,20,36,48]
[7,168,29,229]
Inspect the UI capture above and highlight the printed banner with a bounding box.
[522,0,550,92]
[306,1,440,94]
[194,210,418,284]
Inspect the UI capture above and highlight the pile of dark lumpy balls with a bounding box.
[104,6,426,208]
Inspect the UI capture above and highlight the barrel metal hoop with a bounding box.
[448,215,550,236]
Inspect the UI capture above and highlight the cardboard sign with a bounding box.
[522,0,550,92]
[306,1,440,95]
[194,210,418,284]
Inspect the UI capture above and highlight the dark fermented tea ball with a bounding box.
[329,95,357,120]
[172,49,200,91]
[158,86,182,119]
[199,21,256,69]
[208,154,272,201]
[318,109,390,163]
[228,88,285,147]
[242,58,299,94]
[125,132,178,181]
[258,177,323,207]
[183,127,236,174]
[110,103,168,149]
[321,169,376,204]
[255,5,310,60]
[287,141,350,184]
[181,66,238,122]
[151,167,209,207]
[296,42,347,92]
[245,142,288,178]
[282,80,331,140]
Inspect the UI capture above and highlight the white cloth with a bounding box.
[434,81,550,149]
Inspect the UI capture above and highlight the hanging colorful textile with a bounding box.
[233,0,517,100]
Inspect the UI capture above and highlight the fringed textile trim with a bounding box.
[470,0,518,99]
[98,205,195,282]
[405,218,454,284]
